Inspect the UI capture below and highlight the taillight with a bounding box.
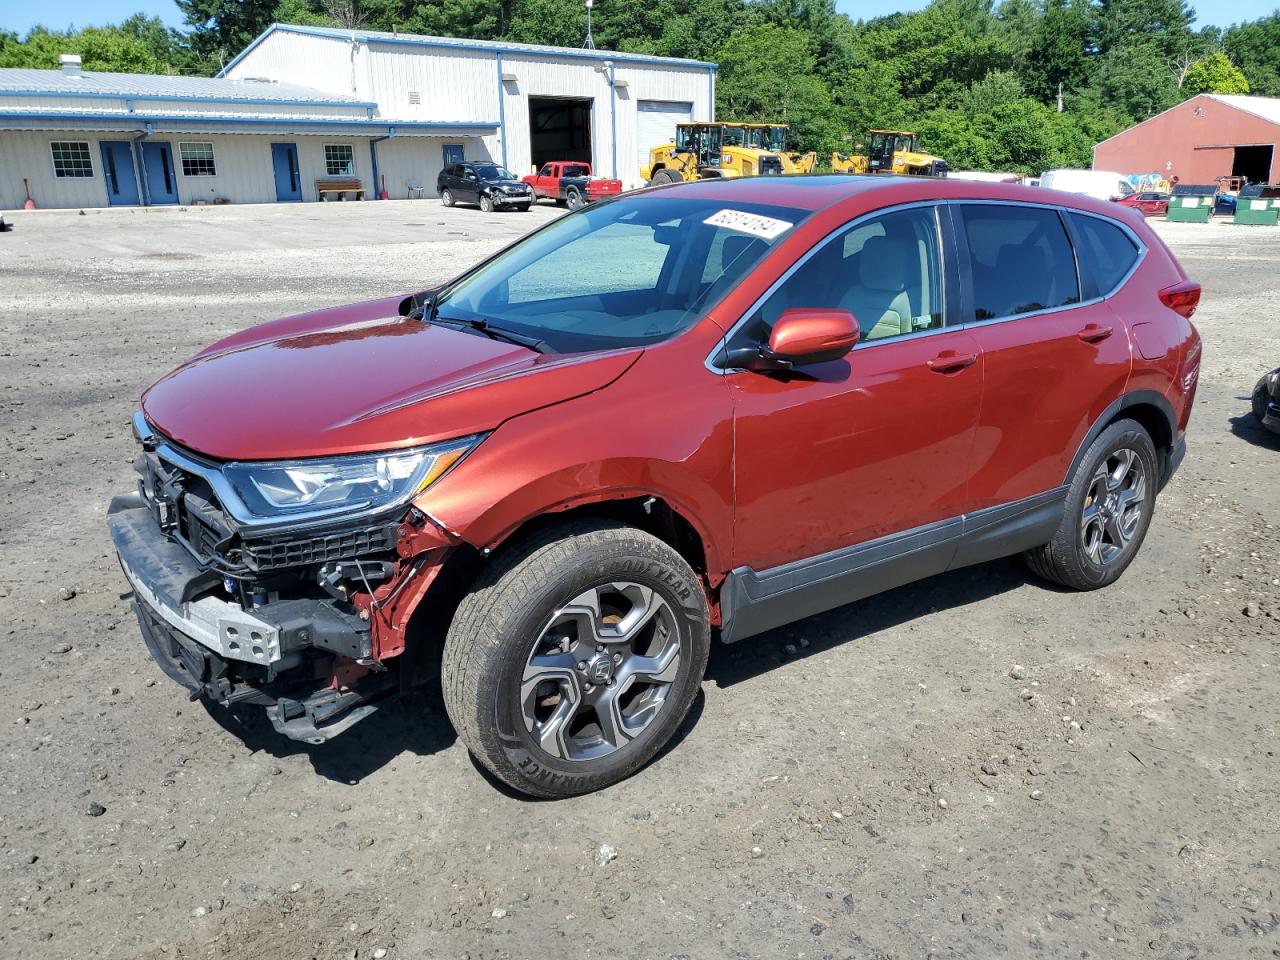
[1159,280,1201,318]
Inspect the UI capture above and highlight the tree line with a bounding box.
[3,0,1279,175]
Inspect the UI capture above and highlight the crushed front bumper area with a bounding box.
[108,493,397,743]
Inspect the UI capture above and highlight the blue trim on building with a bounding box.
[220,23,717,77]
[0,111,498,133]
[609,62,617,180]
[369,133,392,199]
[0,87,376,110]
[496,52,508,168]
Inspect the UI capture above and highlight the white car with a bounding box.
[1039,169,1135,202]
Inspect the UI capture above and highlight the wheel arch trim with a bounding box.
[1067,389,1180,488]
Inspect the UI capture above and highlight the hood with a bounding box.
[141,295,640,461]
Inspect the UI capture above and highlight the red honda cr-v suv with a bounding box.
[109,176,1201,797]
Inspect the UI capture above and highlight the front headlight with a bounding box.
[222,436,479,520]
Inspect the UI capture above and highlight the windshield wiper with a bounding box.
[431,315,552,354]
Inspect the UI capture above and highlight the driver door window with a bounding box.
[742,206,945,346]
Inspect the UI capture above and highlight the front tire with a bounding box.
[442,520,710,798]
[479,193,494,213]
[1024,419,1158,590]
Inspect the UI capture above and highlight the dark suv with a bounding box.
[437,161,533,212]
[109,176,1201,798]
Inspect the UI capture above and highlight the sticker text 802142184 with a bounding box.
[703,209,793,240]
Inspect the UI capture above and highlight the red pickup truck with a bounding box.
[522,162,623,210]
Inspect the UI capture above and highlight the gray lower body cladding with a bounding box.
[718,486,1071,645]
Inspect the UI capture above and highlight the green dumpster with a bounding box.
[1166,190,1215,223]
[1234,185,1280,226]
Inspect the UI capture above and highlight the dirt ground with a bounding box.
[0,200,1277,960]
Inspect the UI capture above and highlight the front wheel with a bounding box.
[442,521,710,798]
[479,193,494,213]
[1024,419,1158,590]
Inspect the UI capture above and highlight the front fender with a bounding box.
[416,351,735,577]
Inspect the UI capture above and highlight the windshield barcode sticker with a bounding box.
[704,209,793,240]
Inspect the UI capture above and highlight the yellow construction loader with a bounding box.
[832,129,948,177]
[742,123,816,174]
[643,122,785,185]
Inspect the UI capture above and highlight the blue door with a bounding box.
[442,143,465,167]
[271,143,302,202]
[100,141,140,206]
[140,141,178,205]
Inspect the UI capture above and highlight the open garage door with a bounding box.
[637,100,692,180]
[1232,144,1274,185]
[529,97,593,171]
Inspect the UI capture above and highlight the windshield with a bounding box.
[435,194,809,353]
[473,165,516,180]
[723,126,746,147]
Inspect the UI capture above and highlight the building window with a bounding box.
[179,141,217,176]
[50,141,94,178]
[324,144,355,176]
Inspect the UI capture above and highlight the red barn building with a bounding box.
[1093,94,1279,186]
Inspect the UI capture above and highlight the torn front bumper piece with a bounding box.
[108,492,397,743]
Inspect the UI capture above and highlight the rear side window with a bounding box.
[1068,213,1139,300]
[958,204,1079,320]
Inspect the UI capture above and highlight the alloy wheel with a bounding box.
[1080,447,1147,566]
[521,582,682,762]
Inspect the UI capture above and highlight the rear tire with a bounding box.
[440,188,454,208]
[442,520,710,798]
[1024,419,1158,591]
[566,187,585,211]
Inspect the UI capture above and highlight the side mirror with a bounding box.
[724,308,860,371]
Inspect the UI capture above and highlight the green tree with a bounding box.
[0,18,198,74]
[715,23,840,152]
[177,0,282,65]
[1181,52,1250,95]
[1023,0,1095,103]
[1222,13,1280,96]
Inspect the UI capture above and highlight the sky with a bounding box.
[2,0,1276,36]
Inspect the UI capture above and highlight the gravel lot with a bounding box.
[0,200,1277,960]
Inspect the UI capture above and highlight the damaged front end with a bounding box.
[108,413,466,743]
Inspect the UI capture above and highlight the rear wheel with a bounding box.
[566,187,585,211]
[440,188,454,207]
[442,520,710,798]
[479,193,494,213]
[1025,419,1158,590]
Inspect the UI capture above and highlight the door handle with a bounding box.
[1076,324,1114,343]
[927,351,978,373]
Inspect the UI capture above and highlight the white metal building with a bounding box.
[221,24,716,195]
[0,25,714,211]
[0,57,495,210]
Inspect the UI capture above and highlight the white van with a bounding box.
[1039,169,1135,202]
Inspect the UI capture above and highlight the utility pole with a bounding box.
[1056,81,1064,114]
[584,0,596,49]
